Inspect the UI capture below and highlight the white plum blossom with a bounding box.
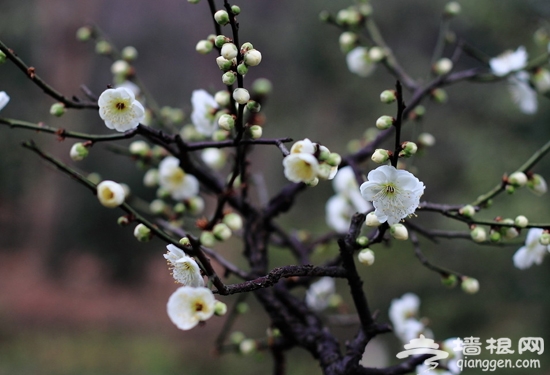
[305,277,335,312]
[290,138,316,154]
[326,195,354,233]
[98,87,145,132]
[96,180,126,208]
[346,47,376,77]
[283,152,320,184]
[513,228,549,269]
[191,89,219,136]
[158,156,200,200]
[508,71,537,114]
[489,46,527,76]
[167,286,217,330]
[0,91,10,111]
[389,293,433,344]
[164,244,205,287]
[360,165,425,225]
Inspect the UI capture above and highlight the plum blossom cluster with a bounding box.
[282,138,341,185]
[513,228,550,270]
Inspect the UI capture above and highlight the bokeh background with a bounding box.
[1,0,550,374]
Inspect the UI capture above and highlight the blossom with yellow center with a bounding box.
[98,87,145,132]
[167,286,216,330]
[282,153,320,183]
[96,180,125,208]
[163,244,204,287]
[360,165,424,225]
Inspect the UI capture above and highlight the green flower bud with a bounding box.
[339,32,357,54]
[248,125,263,139]
[237,62,249,75]
[380,90,397,103]
[117,216,130,226]
[470,226,486,242]
[431,88,448,103]
[134,223,152,242]
[187,196,205,215]
[532,68,550,93]
[515,215,529,228]
[223,213,243,231]
[444,2,461,17]
[500,219,519,239]
[400,141,418,157]
[143,168,159,187]
[213,223,232,241]
[371,149,390,164]
[539,232,550,246]
[232,88,250,104]
[459,204,476,218]
[222,71,237,85]
[376,115,394,130]
[357,249,375,265]
[506,185,515,194]
[69,142,89,161]
[433,57,453,76]
[508,171,528,187]
[390,223,408,240]
[214,90,231,107]
[50,102,66,117]
[240,42,254,53]
[121,46,138,61]
[218,114,235,131]
[326,153,341,167]
[221,42,238,60]
[200,231,216,247]
[0,50,7,64]
[358,3,373,17]
[527,174,547,196]
[216,56,233,71]
[76,26,92,42]
[252,78,272,95]
[236,301,249,314]
[214,301,228,316]
[368,46,385,62]
[149,199,166,215]
[129,140,150,156]
[230,331,245,344]
[417,132,435,147]
[239,339,257,355]
[356,236,369,247]
[214,10,230,25]
[95,40,112,55]
[246,100,261,113]
[212,129,230,141]
[441,274,458,288]
[215,35,228,48]
[244,49,262,67]
[173,202,186,214]
[231,5,241,14]
[196,40,214,54]
[489,229,501,243]
[179,237,191,247]
[461,277,479,294]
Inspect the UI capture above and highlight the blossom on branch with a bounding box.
[191,89,219,136]
[98,87,145,132]
[96,180,126,208]
[346,47,376,77]
[0,91,10,111]
[164,244,204,287]
[359,165,425,225]
[167,286,216,330]
[489,46,527,76]
[508,71,537,114]
[283,138,340,184]
[158,156,200,200]
[513,228,549,269]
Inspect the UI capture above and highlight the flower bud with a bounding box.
[117,216,130,226]
[223,213,243,231]
[232,88,250,104]
[500,218,519,239]
[365,212,382,227]
[213,223,232,241]
[231,5,241,14]
[306,177,319,187]
[214,10,230,25]
[400,141,418,157]
[143,168,159,187]
[252,78,272,95]
[97,180,125,208]
[173,202,186,214]
[230,331,245,344]
[246,100,261,113]
[187,196,205,215]
[0,50,6,64]
[70,142,89,161]
[218,114,235,131]
[95,40,112,55]
[532,68,550,93]
[214,301,228,316]
[368,46,385,62]
[506,185,515,194]
[508,171,528,187]
[339,32,357,53]
[441,274,458,288]
[433,58,453,76]
[121,46,138,61]
[201,148,226,170]
[461,277,479,294]
[149,199,166,215]
[470,226,486,242]
[236,301,249,314]
[417,132,436,147]
[376,115,394,130]
[76,26,92,42]
[326,153,341,167]
[444,2,461,17]
[527,174,547,196]
[134,223,152,242]
[390,223,408,240]
[221,42,238,60]
[515,215,529,228]
[380,90,396,103]
[50,102,66,117]
[179,237,191,247]
[357,249,375,265]
[356,236,369,247]
[200,231,216,247]
[239,339,257,355]
[129,140,150,156]
[222,71,237,85]
[358,3,373,16]
[214,90,231,107]
[237,62,249,75]
[212,129,230,141]
[539,231,550,246]
[459,204,475,218]
[240,42,254,53]
[244,49,262,67]
[431,88,448,103]
[196,40,213,54]
[248,125,262,139]
[371,149,390,164]
[216,56,233,71]
[214,35,228,48]
[489,229,501,243]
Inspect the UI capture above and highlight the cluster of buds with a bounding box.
[506,171,547,195]
[199,212,243,247]
[333,4,372,28]
[282,138,341,185]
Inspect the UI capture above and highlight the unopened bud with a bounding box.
[213,223,232,241]
[390,223,408,240]
[376,115,394,130]
[76,26,92,42]
[248,125,262,139]
[539,231,550,246]
[326,153,341,167]
[508,171,528,187]
[339,32,357,53]
[179,237,191,247]
[459,204,476,218]
[143,169,159,187]
[221,42,238,60]
[196,40,213,54]
[129,140,150,156]
[246,100,261,113]
[121,46,138,61]
[117,216,130,226]
[232,88,250,104]
[380,90,396,103]
[244,49,262,67]
[237,63,249,75]
[50,102,66,117]
[369,46,385,62]
[527,174,547,196]
[239,339,257,355]
[222,71,237,85]
[500,219,519,239]
[356,236,369,247]
[365,212,382,227]
[215,35,228,48]
[214,10,230,25]
[214,90,231,107]
[223,213,243,231]
[214,301,228,316]
[187,196,205,215]
[470,226,486,242]
[240,42,254,53]
[514,215,529,228]
[70,142,89,161]
[252,78,272,95]
[134,223,152,242]
[461,277,479,294]
[400,141,418,157]
[216,56,233,71]
[444,2,461,17]
[357,249,375,265]
[231,5,241,15]
[200,231,216,247]
[441,274,458,288]
[418,132,436,147]
[433,57,453,76]
[95,40,112,55]
[489,229,501,243]
[371,149,390,164]
[431,88,448,103]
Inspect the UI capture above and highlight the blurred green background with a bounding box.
[1,0,550,374]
